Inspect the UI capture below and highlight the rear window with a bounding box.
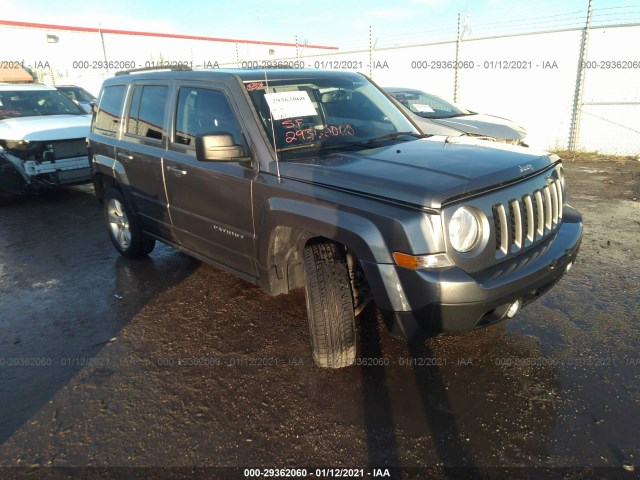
[125,85,167,140]
[94,85,126,135]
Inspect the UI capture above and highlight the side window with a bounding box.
[126,87,142,135]
[94,85,126,135]
[126,85,167,140]
[174,87,243,147]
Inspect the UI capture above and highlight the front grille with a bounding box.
[58,167,91,183]
[51,139,87,159]
[493,178,563,256]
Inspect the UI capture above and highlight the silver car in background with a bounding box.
[385,87,528,146]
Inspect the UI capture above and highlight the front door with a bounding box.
[163,85,257,278]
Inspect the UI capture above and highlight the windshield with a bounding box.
[0,89,86,119]
[245,75,420,159]
[389,90,473,119]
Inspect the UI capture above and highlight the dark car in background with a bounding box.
[56,85,97,114]
[386,87,528,146]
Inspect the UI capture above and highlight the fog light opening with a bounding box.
[506,299,521,319]
[566,261,573,273]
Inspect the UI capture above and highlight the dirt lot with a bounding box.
[0,153,638,478]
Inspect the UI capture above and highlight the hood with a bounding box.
[429,113,526,141]
[0,115,91,141]
[279,138,555,209]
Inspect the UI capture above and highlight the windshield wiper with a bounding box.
[438,112,476,118]
[276,132,425,154]
[277,141,323,153]
[362,132,426,144]
[277,140,367,153]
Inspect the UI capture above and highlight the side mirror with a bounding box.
[195,133,245,161]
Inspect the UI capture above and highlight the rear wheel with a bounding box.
[103,188,155,258]
[303,242,357,368]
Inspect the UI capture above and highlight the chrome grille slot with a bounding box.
[543,186,553,232]
[549,181,559,226]
[509,199,522,250]
[523,194,534,245]
[555,179,563,220]
[534,190,544,238]
[491,173,564,259]
[493,204,508,255]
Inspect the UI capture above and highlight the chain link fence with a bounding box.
[279,15,639,155]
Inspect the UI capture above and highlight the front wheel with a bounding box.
[303,242,357,368]
[103,188,155,258]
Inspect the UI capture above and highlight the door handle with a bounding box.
[117,152,134,161]
[166,165,188,177]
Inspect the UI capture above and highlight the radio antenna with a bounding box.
[264,70,282,182]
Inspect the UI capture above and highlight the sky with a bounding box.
[1,0,637,50]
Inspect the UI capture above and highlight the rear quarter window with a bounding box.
[94,85,126,136]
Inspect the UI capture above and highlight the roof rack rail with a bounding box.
[115,65,193,76]
[241,65,302,70]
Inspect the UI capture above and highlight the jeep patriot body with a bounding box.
[88,69,583,368]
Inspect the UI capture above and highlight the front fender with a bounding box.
[0,155,28,193]
[258,197,393,266]
[0,152,29,183]
[254,197,395,295]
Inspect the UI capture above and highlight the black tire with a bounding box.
[103,188,155,258]
[303,242,357,368]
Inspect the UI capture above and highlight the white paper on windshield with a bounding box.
[412,103,435,113]
[264,91,317,120]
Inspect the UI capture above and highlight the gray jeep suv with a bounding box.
[88,68,582,368]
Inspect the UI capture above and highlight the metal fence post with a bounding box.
[569,0,593,151]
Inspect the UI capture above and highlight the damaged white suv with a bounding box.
[0,83,92,204]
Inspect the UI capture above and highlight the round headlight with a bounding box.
[449,207,480,252]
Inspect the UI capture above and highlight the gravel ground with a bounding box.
[0,153,638,478]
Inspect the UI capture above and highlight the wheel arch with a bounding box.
[92,171,118,202]
[257,199,392,296]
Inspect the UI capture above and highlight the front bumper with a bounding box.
[0,156,91,192]
[360,206,583,338]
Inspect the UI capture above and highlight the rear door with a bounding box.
[163,83,258,278]
[90,83,127,183]
[116,83,173,240]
